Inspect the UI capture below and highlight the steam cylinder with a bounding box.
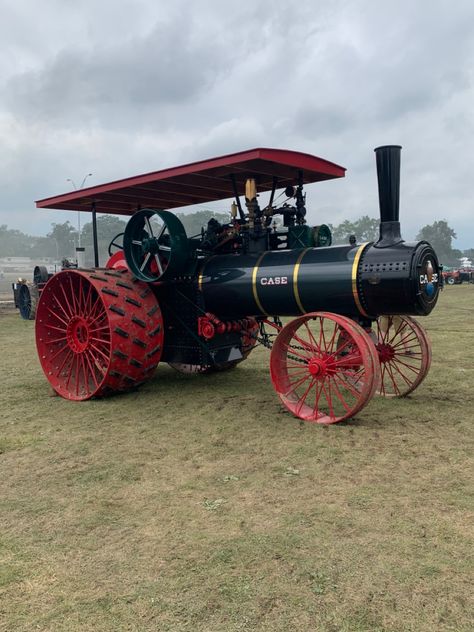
[198,240,440,320]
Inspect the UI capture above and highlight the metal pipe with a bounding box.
[230,174,246,221]
[374,145,403,248]
[92,203,99,267]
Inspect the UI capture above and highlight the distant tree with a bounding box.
[462,248,474,261]
[29,236,57,259]
[0,224,35,257]
[81,215,127,265]
[47,222,78,260]
[176,210,231,236]
[331,215,379,245]
[447,249,463,267]
[416,220,457,263]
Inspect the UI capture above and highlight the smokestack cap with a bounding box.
[374,144,402,152]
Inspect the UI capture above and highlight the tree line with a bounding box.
[328,216,471,266]
[0,213,472,268]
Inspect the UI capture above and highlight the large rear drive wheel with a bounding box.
[270,312,380,424]
[374,315,431,397]
[35,269,164,400]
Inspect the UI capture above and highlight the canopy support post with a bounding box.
[91,202,99,267]
[230,174,246,222]
[268,176,278,208]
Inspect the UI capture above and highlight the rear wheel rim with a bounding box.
[270,312,379,424]
[35,269,164,400]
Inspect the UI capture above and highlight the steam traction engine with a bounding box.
[35,146,441,423]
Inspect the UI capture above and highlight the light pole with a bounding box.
[52,237,59,266]
[66,173,92,247]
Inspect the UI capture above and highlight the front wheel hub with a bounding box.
[376,342,395,363]
[307,355,336,378]
[308,357,323,376]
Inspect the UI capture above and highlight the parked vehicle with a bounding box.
[33,145,441,423]
[443,268,474,285]
[11,266,52,319]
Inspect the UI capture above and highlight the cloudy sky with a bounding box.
[1,0,473,248]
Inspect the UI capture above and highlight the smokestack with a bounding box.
[374,145,403,248]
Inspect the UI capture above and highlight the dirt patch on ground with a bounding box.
[0,300,16,315]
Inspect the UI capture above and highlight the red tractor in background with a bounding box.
[442,268,474,285]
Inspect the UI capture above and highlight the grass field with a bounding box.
[0,286,473,631]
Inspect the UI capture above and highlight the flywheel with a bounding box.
[124,208,190,282]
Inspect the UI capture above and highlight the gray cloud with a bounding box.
[1,0,473,249]
[6,19,229,129]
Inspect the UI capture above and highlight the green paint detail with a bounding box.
[312,224,332,247]
[287,224,332,249]
[288,225,314,249]
[124,209,191,282]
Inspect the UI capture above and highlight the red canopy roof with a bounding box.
[36,147,345,216]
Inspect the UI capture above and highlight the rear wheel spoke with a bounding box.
[45,322,68,334]
[56,349,74,376]
[84,352,99,388]
[44,336,68,345]
[58,281,75,317]
[48,304,70,327]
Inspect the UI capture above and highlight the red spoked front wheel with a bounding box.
[270,312,380,424]
[374,315,431,397]
[35,269,164,400]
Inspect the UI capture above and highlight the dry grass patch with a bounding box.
[0,286,473,631]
